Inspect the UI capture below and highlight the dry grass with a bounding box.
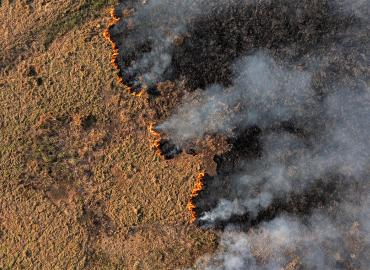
[0,1,216,269]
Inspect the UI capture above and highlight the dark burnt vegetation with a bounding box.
[109,0,365,153]
[110,0,359,92]
[170,0,354,90]
[157,139,182,160]
[109,0,369,229]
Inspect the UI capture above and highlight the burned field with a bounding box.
[106,0,370,268]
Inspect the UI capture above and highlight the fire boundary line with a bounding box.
[103,7,205,224]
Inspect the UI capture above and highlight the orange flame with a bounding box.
[148,123,162,156]
[105,7,204,225]
[103,8,144,96]
[187,171,206,223]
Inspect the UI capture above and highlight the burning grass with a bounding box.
[105,9,208,221]
[104,6,201,222]
[44,0,116,48]
[187,171,206,224]
[148,123,162,157]
[103,7,144,97]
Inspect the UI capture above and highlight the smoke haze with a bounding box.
[112,0,370,269]
[158,52,315,145]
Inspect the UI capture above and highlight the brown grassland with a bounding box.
[0,1,217,269]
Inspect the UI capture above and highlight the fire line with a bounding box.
[103,8,143,97]
[104,7,205,224]
[148,123,163,157]
[187,172,206,223]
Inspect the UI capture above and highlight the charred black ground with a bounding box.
[110,0,360,91]
[169,0,357,90]
[109,0,369,230]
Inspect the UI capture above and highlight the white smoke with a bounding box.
[190,194,370,269]
[158,52,315,145]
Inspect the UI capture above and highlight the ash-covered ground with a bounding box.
[109,0,369,269]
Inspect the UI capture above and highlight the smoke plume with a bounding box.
[158,52,315,145]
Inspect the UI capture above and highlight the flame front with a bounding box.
[103,8,143,96]
[103,8,120,69]
[148,123,162,156]
[187,172,206,223]
[104,7,204,225]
